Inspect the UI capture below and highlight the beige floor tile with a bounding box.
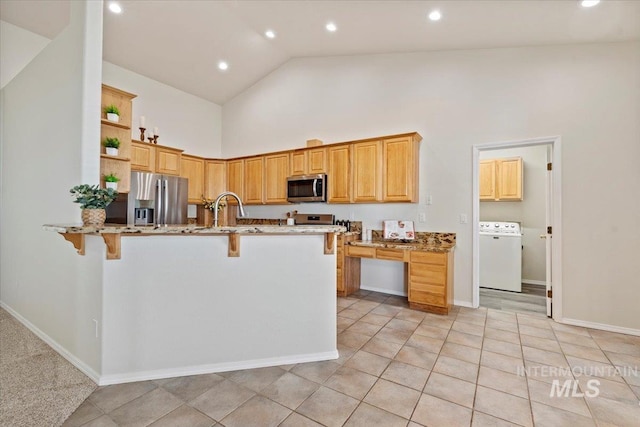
[219,395,290,427]
[586,395,640,426]
[604,351,640,386]
[260,372,319,410]
[372,305,404,317]
[324,366,378,400]
[516,314,552,330]
[559,342,609,363]
[363,379,421,419]
[375,326,414,345]
[447,330,485,349]
[474,385,532,427]
[481,350,524,376]
[484,328,520,345]
[226,366,286,393]
[346,320,384,337]
[362,337,404,359]
[518,325,556,340]
[456,314,487,327]
[160,373,225,401]
[411,393,472,427]
[339,308,368,320]
[279,412,323,427]
[80,415,119,427]
[335,345,357,365]
[296,386,359,427]
[350,300,381,313]
[108,388,183,427]
[554,331,599,348]
[290,360,342,383]
[414,324,450,340]
[452,320,485,337]
[360,313,393,326]
[189,379,255,421]
[338,316,357,330]
[441,342,482,364]
[550,322,591,337]
[394,346,438,370]
[565,356,624,383]
[527,378,591,417]
[62,400,103,427]
[522,360,574,385]
[483,338,524,359]
[578,375,638,405]
[423,372,476,408]
[592,338,640,357]
[396,308,427,323]
[344,402,409,427]
[630,384,640,399]
[422,315,455,330]
[405,334,445,354]
[88,381,157,413]
[148,405,215,427]
[382,361,431,391]
[477,366,528,399]
[386,318,421,333]
[487,310,517,322]
[519,334,561,353]
[472,411,520,426]
[337,297,358,307]
[522,346,569,368]
[344,350,391,376]
[338,330,372,350]
[530,401,595,427]
[433,355,479,383]
[486,319,519,333]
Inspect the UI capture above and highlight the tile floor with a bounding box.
[64,290,640,427]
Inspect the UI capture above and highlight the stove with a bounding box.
[293,213,335,225]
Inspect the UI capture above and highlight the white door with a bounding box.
[544,146,553,317]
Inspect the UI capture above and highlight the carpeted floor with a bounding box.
[0,307,97,427]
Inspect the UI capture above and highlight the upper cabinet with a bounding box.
[264,153,289,204]
[382,134,421,202]
[226,159,244,204]
[244,156,264,205]
[205,160,227,200]
[290,151,306,176]
[290,147,327,176]
[352,141,382,202]
[131,141,155,172]
[180,155,205,204]
[480,157,523,201]
[327,145,352,203]
[155,145,183,176]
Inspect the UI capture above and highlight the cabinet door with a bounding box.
[226,159,244,204]
[497,158,523,201]
[352,141,382,202]
[479,160,496,200]
[264,153,289,204]
[307,147,327,174]
[290,151,306,176]
[156,147,182,176]
[244,156,264,205]
[327,145,351,203]
[180,155,205,204]
[383,136,419,202]
[205,160,227,200]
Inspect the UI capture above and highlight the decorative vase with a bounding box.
[105,147,119,156]
[106,113,119,123]
[105,182,118,190]
[82,208,106,226]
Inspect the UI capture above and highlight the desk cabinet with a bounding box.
[337,234,361,297]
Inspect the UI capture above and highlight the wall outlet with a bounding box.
[459,214,468,224]
[418,212,427,223]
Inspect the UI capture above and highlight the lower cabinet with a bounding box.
[337,234,361,297]
[408,251,454,315]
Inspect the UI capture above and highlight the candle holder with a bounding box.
[147,136,155,143]
[139,127,146,141]
[153,135,159,144]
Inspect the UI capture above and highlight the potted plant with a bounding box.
[103,137,121,156]
[70,184,118,226]
[104,104,120,122]
[104,173,120,190]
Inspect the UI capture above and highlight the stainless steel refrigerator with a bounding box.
[128,172,188,226]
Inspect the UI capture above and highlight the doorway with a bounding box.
[472,137,562,320]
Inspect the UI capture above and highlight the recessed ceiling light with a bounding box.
[428,10,442,21]
[265,30,276,39]
[326,22,337,32]
[108,2,122,14]
[581,0,600,7]
[218,61,229,71]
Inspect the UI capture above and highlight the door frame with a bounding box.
[472,136,562,320]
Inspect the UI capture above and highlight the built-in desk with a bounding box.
[344,235,455,315]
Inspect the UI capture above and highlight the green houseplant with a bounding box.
[103,137,121,156]
[70,184,118,226]
[104,104,120,123]
[104,173,120,190]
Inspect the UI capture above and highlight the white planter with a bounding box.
[105,147,119,156]
[105,182,118,190]
[106,113,119,123]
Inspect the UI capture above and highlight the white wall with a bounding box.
[480,146,547,283]
[0,2,104,376]
[222,42,640,330]
[0,21,50,89]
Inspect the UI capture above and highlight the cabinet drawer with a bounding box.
[410,264,446,286]
[345,245,376,258]
[410,251,446,265]
[376,248,406,262]
[409,289,445,307]
[410,280,445,296]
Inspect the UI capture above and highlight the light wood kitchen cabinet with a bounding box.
[408,251,453,315]
[352,141,382,202]
[290,150,306,176]
[382,134,421,202]
[264,153,290,204]
[180,154,205,204]
[131,141,155,172]
[480,157,523,201]
[243,156,264,205]
[155,146,183,176]
[307,147,327,174]
[205,160,227,199]
[327,145,351,203]
[226,159,244,205]
[336,234,361,297]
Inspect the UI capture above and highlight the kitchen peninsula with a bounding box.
[44,224,343,385]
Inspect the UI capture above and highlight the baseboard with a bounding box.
[454,299,475,308]
[561,317,640,337]
[0,301,101,384]
[360,286,407,297]
[522,279,545,286]
[97,350,339,386]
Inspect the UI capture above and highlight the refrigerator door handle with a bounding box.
[156,178,163,225]
[164,179,169,225]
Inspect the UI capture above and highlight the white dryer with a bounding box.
[479,221,522,292]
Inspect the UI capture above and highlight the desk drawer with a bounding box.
[410,264,446,286]
[346,245,376,258]
[376,248,406,262]
[409,289,445,307]
[410,251,446,265]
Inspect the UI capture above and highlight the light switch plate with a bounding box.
[459,214,468,224]
[418,213,427,223]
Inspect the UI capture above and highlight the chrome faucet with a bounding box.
[213,191,247,227]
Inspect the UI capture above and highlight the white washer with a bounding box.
[479,221,522,292]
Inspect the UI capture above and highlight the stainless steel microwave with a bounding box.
[287,174,327,203]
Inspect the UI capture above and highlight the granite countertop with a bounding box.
[43,224,346,235]
[348,240,454,253]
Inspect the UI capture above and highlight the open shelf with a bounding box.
[100,154,131,162]
[101,119,131,130]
